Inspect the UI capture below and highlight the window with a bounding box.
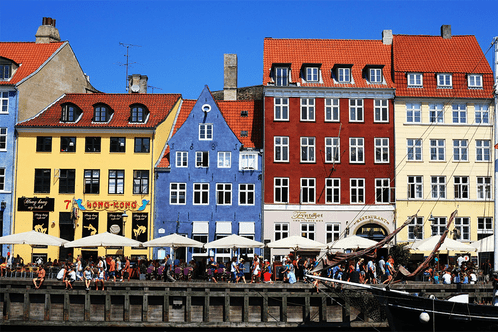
[274,223,289,241]
[325,137,340,163]
[300,98,315,121]
[275,67,289,86]
[199,123,213,140]
[84,170,100,194]
[431,176,446,199]
[430,139,445,161]
[454,217,470,241]
[407,139,422,161]
[301,178,315,204]
[110,137,126,152]
[134,137,150,153]
[170,183,186,205]
[239,183,255,205]
[301,137,315,163]
[0,168,4,191]
[375,138,389,163]
[0,128,7,150]
[133,170,149,194]
[130,105,148,123]
[325,98,340,122]
[475,104,489,124]
[193,183,209,205]
[326,223,341,243]
[478,217,493,240]
[306,67,319,82]
[437,73,452,88]
[452,104,467,123]
[338,68,351,83]
[0,91,8,113]
[350,178,365,204]
[349,99,363,122]
[349,138,364,163]
[240,153,257,170]
[406,103,421,123]
[374,99,389,122]
[274,97,289,121]
[59,169,75,194]
[61,104,81,122]
[274,177,289,203]
[453,139,468,161]
[301,223,315,240]
[0,63,11,80]
[408,217,424,240]
[60,137,76,152]
[429,104,444,123]
[274,136,289,162]
[34,169,51,193]
[216,183,232,205]
[431,217,446,236]
[217,152,230,168]
[85,137,101,153]
[407,73,423,87]
[108,170,124,194]
[468,74,483,88]
[240,130,248,137]
[93,105,111,122]
[172,151,188,168]
[375,178,390,203]
[477,176,491,200]
[454,176,469,199]
[196,151,209,167]
[369,68,382,83]
[476,140,490,161]
[326,178,340,204]
[408,176,423,199]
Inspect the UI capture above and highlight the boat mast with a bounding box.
[494,36,498,275]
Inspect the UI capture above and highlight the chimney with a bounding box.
[382,30,393,45]
[35,17,61,44]
[128,74,148,93]
[441,25,451,39]
[224,54,237,101]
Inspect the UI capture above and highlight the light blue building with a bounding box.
[154,86,263,263]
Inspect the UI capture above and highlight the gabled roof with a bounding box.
[0,42,65,85]
[16,93,181,129]
[263,38,394,88]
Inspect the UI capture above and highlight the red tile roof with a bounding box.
[16,93,182,129]
[393,35,494,98]
[263,38,394,88]
[0,42,65,85]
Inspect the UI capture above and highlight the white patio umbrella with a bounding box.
[267,235,327,251]
[205,234,264,250]
[143,233,204,248]
[63,232,142,248]
[406,235,476,252]
[0,230,68,247]
[470,235,494,252]
[328,235,379,250]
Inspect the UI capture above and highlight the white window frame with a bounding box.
[193,183,209,205]
[217,151,231,168]
[274,136,289,162]
[325,178,340,204]
[478,217,493,239]
[199,123,213,140]
[430,139,445,161]
[454,217,470,241]
[170,183,186,205]
[325,137,340,163]
[431,176,446,199]
[477,176,491,200]
[306,67,319,82]
[192,221,209,257]
[475,104,489,124]
[274,97,289,121]
[195,151,209,168]
[374,99,389,122]
[407,139,422,161]
[274,177,289,204]
[301,223,315,240]
[375,178,390,204]
[300,137,315,163]
[408,216,424,240]
[407,73,423,87]
[369,68,382,84]
[431,217,447,236]
[326,223,341,243]
[453,139,468,162]
[349,99,364,122]
[468,74,483,89]
[338,68,351,83]
[240,152,257,170]
[454,176,469,199]
[408,176,423,199]
[349,137,364,163]
[437,73,452,88]
[275,67,289,86]
[216,183,232,205]
[350,178,365,204]
[0,127,6,151]
[325,98,340,122]
[476,140,491,162]
[374,138,389,163]
[0,91,8,114]
[300,98,315,121]
[239,183,255,206]
[176,151,188,168]
[452,104,467,124]
[0,167,5,191]
[274,222,289,241]
[300,178,316,204]
[429,104,444,123]
[406,103,421,123]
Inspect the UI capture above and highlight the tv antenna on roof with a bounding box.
[119,42,141,92]
[148,85,163,94]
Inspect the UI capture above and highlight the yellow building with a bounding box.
[14,88,181,263]
[392,29,495,256]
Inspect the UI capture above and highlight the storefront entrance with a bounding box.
[355,223,388,241]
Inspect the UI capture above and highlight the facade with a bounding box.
[14,90,181,262]
[393,26,495,246]
[154,86,263,262]
[263,36,396,258]
[0,17,96,255]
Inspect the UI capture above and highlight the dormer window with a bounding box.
[61,103,82,123]
[407,73,423,88]
[0,63,10,80]
[130,104,149,123]
[332,64,353,84]
[301,64,321,83]
[93,104,112,122]
[468,74,483,89]
[272,64,291,86]
[437,73,452,88]
[369,68,383,84]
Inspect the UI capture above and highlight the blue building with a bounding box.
[154,86,263,263]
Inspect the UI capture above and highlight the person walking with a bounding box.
[163,254,175,282]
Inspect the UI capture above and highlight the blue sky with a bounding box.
[2,0,496,99]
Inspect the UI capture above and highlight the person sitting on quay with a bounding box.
[64,267,77,290]
[84,266,93,290]
[56,264,66,283]
[0,258,7,277]
[95,266,105,291]
[32,264,46,289]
